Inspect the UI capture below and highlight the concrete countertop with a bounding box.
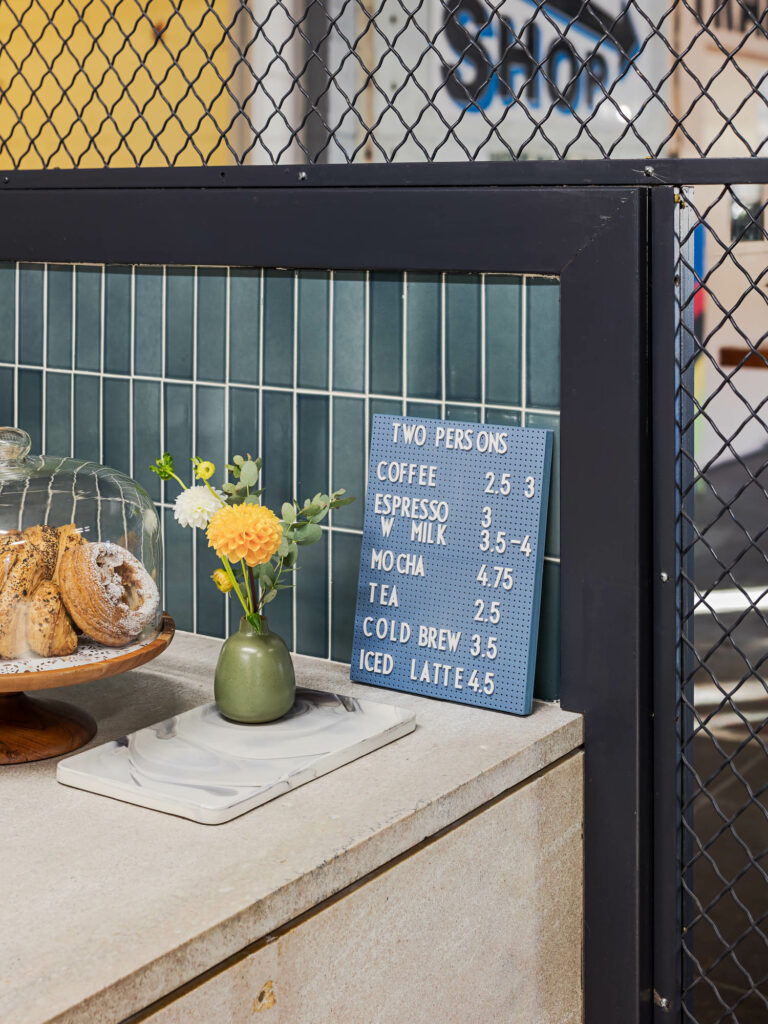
[0,632,583,1024]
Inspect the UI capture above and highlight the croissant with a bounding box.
[53,523,83,584]
[58,541,160,646]
[0,540,50,658]
[23,525,59,580]
[26,581,78,657]
[0,530,22,593]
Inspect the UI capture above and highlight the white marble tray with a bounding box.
[57,689,416,824]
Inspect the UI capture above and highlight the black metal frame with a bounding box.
[3,158,768,192]
[0,178,658,1022]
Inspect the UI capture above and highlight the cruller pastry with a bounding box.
[27,580,78,658]
[58,541,160,646]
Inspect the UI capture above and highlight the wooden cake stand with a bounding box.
[0,614,175,765]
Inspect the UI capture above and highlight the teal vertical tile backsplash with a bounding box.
[486,274,522,407]
[0,263,14,365]
[196,385,227,476]
[297,394,329,499]
[406,272,440,399]
[45,374,71,458]
[332,397,365,530]
[18,368,42,440]
[102,377,130,473]
[104,266,131,375]
[228,387,259,460]
[333,271,365,392]
[19,263,44,366]
[133,379,162,501]
[47,264,73,370]
[527,276,560,410]
[134,266,163,377]
[196,268,227,384]
[445,273,481,402]
[298,271,329,389]
[73,374,100,461]
[75,266,101,372]
[369,272,403,395]
[166,267,194,380]
[229,268,260,386]
[263,269,294,387]
[3,264,561,700]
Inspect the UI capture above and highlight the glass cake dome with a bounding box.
[0,427,163,666]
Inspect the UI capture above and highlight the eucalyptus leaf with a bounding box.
[239,461,260,488]
[233,455,244,466]
[301,502,323,518]
[332,496,356,507]
[243,494,262,505]
[262,589,278,604]
[259,564,275,586]
[294,522,323,546]
[277,536,290,557]
[282,502,296,524]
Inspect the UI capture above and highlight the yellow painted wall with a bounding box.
[0,1,241,168]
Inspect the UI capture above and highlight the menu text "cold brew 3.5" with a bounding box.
[351,416,553,716]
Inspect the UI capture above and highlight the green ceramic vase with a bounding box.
[214,617,296,724]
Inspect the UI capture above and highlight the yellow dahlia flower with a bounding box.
[207,503,283,567]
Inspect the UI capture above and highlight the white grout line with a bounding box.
[521,275,528,427]
[291,270,299,651]
[13,262,18,428]
[224,267,231,639]
[99,265,105,464]
[191,266,199,634]
[327,271,335,660]
[401,271,408,416]
[480,271,487,425]
[160,266,167,617]
[41,263,48,451]
[363,270,370,485]
[70,264,76,456]
[258,268,264,467]
[440,272,446,419]
[129,266,136,480]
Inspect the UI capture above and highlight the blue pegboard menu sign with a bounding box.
[350,415,553,716]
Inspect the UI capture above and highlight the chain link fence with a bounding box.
[677,187,768,1024]
[0,0,767,166]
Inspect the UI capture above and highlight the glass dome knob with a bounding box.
[0,427,32,465]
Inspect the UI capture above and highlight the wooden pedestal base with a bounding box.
[0,692,97,764]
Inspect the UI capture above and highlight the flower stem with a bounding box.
[247,569,264,630]
[220,557,249,619]
[204,479,226,506]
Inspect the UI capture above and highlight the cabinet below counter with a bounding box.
[1,632,584,1024]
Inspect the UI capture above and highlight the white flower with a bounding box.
[173,486,225,529]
